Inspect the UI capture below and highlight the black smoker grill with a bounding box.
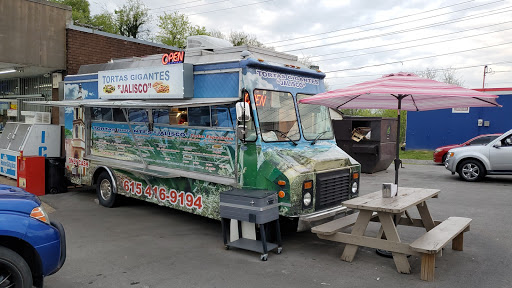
[332,116,397,173]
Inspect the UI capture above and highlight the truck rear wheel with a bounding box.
[96,171,118,208]
[0,246,33,288]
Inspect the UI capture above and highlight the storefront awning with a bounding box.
[29,97,240,108]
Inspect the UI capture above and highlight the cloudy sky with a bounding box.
[89,0,512,89]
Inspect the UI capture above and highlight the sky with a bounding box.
[88,0,512,90]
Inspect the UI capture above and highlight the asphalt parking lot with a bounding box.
[28,162,512,287]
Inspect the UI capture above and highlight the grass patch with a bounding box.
[399,149,433,160]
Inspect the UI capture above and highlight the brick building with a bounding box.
[0,0,179,126]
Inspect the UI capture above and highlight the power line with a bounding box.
[264,0,477,45]
[148,0,204,11]
[185,0,274,16]
[314,24,512,63]
[274,0,501,48]
[282,6,512,52]
[151,0,232,14]
[310,20,512,59]
[324,43,512,73]
[325,61,512,82]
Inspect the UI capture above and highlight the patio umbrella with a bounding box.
[299,72,501,186]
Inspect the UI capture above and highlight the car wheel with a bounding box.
[96,171,118,208]
[441,153,447,164]
[458,159,485,182]
[0,246,33,288]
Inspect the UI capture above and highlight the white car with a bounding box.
[445,129,512,181]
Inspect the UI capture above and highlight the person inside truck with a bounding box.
[178,113,188,125]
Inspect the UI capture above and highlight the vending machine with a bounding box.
[0,122,61,179]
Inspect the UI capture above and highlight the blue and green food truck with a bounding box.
[48,36,361,231]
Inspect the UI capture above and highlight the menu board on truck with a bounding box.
[98,64,193,99]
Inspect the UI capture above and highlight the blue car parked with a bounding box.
[0,185,66,288]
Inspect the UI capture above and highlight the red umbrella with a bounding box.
[299,72,501,185]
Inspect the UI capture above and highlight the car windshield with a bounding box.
[467,135,500,146]
[297,93,334,141]
[254,89,300,142]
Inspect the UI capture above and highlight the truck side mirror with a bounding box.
[236,102,251,122]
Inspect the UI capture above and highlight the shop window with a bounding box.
[188,107,210,127]
[113,108,127,122]
[128,109,149,123]
[153,109,170,124]
[212,105,235,128]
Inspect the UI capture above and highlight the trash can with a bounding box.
[45,157,67,194]
[332,116,397,173]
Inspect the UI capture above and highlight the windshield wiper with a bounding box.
[268,129,298,146]
[311,131,329,145]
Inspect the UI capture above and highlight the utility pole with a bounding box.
[482,65,492,89]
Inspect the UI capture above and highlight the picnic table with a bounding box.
[312,187,471,281]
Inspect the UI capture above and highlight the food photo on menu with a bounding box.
[153,81,170,93]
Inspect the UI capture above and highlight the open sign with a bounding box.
[161,51,185,65]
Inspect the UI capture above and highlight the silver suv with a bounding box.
[445,129,512,181]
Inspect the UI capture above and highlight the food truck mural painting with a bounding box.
[58,43,360,230]
[64,79,97,184]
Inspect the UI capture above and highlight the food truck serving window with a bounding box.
[92,108,113,121]
[254,89,300,143]
[297,94,334,141]
[153,109,170,124]
[128,109,149,123]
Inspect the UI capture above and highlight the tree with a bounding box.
[156,11,209,49]
[90,11,117,34]
[228,31,265,47]
[49,0,91,24]
[418,67,465,87]
[115,0,151,38]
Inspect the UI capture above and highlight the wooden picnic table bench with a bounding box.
[410,216,471,281]
[311,187,472,281]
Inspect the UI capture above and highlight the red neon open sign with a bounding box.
[161,51,185,65]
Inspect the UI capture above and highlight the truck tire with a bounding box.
[0,246,33,288]
[96,171,118,208]
[458,159,485,182]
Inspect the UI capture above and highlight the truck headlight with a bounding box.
[352,182,358,193]
[303,192,312,206]
[30,206,50,224]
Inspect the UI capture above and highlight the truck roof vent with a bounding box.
[186,35,233,51]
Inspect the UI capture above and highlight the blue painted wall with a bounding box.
[406,93,512,150]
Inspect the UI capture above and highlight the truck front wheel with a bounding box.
[0,246,33,288]
[96,171,118,207]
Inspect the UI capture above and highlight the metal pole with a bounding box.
[482,65,488,89]
[395,97,402,186]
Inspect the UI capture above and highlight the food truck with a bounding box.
[47,36,361,231]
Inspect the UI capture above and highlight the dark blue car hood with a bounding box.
[0,185,40,214]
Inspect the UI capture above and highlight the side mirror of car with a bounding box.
[493,142,502,148]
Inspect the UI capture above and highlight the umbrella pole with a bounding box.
[395,98,402,186]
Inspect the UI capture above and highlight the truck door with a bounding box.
[489,134,512,171]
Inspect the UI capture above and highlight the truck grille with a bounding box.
[315,169,351,210]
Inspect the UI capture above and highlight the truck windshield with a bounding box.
[254,89,300,142]
[297,93,334,142]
